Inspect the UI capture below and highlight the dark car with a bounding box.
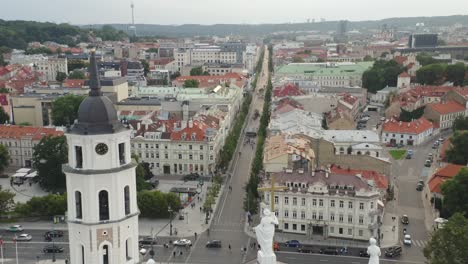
[44,230,64,238]
[401,215,409,225]
[396,143,404,148]
[146,178,160,188]
[43,245,64,253]
[359,250,370,257]
[139,236,157,246]
[297,247,313,253]
[416,183,424,191]
[385,246,402,258]
[206,240,222,248]
[285,240,301,248]
[406,153,412,159]
[183,173,200,182]
[320,247,338,255]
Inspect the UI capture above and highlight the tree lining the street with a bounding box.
[452,116,468,131]
[137,190,181,218]
[0,186,15,216]
[0,106,10,124]
[0,144,10,174]
[51,94,85,126]
[423,213,468,264]
[445,131,468,165]
[441,168,468,218]
[15,193,67,217]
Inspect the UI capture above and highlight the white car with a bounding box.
[403,234,412,245]
[361,116,370,121]
[15,233,32,241]
[173,239,192,247]
[380,117,386,121]
[139,248,147,255]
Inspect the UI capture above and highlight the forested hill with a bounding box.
[86,15,468,37]
[0,20,127,50]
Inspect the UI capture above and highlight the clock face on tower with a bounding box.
[95,143,109,155]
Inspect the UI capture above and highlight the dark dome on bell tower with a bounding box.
[70,50,125,135]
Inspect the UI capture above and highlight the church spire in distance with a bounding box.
[88,49,102,96]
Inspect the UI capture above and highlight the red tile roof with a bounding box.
[63,79,85,88]
[428,164,465,194]
[330,165,389,190]
[427,101,465,115]
[0,125,63,140]
[273,83,304,97]
[382,117,433,135]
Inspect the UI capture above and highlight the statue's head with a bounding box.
[369,237,377,246]
[263,208,272,216]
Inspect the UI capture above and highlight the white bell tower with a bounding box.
[64,50,139,264]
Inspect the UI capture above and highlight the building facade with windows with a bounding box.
[382,117,434,146]
[262,170,382,241]
[0,125,64,167]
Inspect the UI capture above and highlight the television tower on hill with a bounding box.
[129,1,137,37]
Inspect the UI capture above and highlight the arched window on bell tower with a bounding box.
[124,186,130,215]
[99,190,109,221]
[75,191,82,219]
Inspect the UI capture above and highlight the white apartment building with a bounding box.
[174,48,191,71]
[323,130,383,158]
[263,170,382,241]
[130,117,225,176]
[0,125,64,167]
[244,44,259,74]
[382,118,434,146]
[21,56,68,82]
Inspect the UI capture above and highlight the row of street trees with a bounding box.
[416,62,467,86]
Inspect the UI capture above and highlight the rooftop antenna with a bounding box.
[129,1,137,37]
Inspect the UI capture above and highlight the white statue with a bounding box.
[367,237,381,264]
[254,207,279,263]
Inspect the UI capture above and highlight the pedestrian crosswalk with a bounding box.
[400,239,428,247]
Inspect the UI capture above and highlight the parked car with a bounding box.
[403,234,412,245]
[380,117,386,121]
[146,178,160,188]
[183,173,200,182]
[396,143,404,148]
[173,239,192,247]
[206,240,222,248]
[320,247,338,255]
[43,245,64,253]
[384,246,402,258]
[297,246,313,253]
[284,240,301,248]
[44,230,64,238]
[406,153,412,159]
[15,234,32,241]
[424,159,432,167]
[139,236,157,246]
[401,215,409,225]
[416,183,424,191]
[407,149,414,155]
[179,214,185,220]
[432,143,439,149]
[359,250,370,257]
[6,225,23,232]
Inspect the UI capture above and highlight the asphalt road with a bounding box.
[0,229,70,263]
[277,251,425,264]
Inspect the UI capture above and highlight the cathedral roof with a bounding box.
[70,50,125,135]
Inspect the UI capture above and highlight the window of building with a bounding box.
[81,245,85,264]
[179,154,183,159]
[301,224,306,231]
[189,145,192,150]
[339,214,343,222]
[126,239,131,260]
[348,201,353,209]
[319,199,323,207]
[274,196,278,204]
[284,197,289,205]
[210,155,214,160]
[200,145,203,150]
[348,229,353,235]
[145,144,149,149]
[138,143,141,148]
[312,212,317,220]
[330,226,334,233]
[119,143,126,165]
[75,191,82,219]
[292,224,297,230]
[98,190,109,221]
[210,146,214,150]
[124,186,130,215]
[312,199,317,206]
[164,153,168,159]
[339,201,344,208]
[348,215,353,223]
[292,197,297,206]
[330,200,335,207]
[359,202,364,210]
[284,210,289,218]
[359,215,364,224]
[370,202,374,209]
[319,212,323,220]
[200,155,203,160]
[145,153,149,158]
[189,154,193,160]
[301,211,305,219]
[359,230,363,236]
[75,146,83,168]
[301,198,306,206]
[339,228,343,234]
[330,213,335,221]
[292,211,297,219]
[156,144,159,149]
[284,223,289,230]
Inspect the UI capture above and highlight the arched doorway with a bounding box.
[347,147,352,155]
[102,245,109,264]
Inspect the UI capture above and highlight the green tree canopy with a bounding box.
[68,70,86,79]
[55,71,67,83]
[183,79,199,88]
[399,106,425,122]
[51,94,85,126]
[0,106,9,124]
[137,190,181,218]
[363,55,374,61]
[67,59,88,72]
[441,168,468,218]
[0,186,15,216]
[132,154,152,192]
[292,57,304,63]
[416,64,446,85]
[446,63,466,86]
[32,136,68,192]
[0,144,10,173]
[453,116,468,131]
[416,53,439,66]
[362,60,404,93]
[25,47,53,55]
[190,67,203,76]
[423,213,468,264]
[15,193,67,217]
[147,48,158,53]
[446,131,468,165]
[140,59,150,76]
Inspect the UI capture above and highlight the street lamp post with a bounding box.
[168,206,173,236]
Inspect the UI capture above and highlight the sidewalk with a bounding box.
[0,176,48,204]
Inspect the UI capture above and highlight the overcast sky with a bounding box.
[1,0,467,25]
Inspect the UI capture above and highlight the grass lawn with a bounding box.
[389,149,407,160]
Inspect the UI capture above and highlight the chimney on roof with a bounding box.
[137,122,141,131]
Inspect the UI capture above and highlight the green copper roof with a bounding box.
[276,62,374,76]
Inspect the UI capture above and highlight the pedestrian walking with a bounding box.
[228,244,231,251]
[173,251,176,257]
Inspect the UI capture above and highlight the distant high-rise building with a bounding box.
[408,33,438,48]
[335,20,348,43]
